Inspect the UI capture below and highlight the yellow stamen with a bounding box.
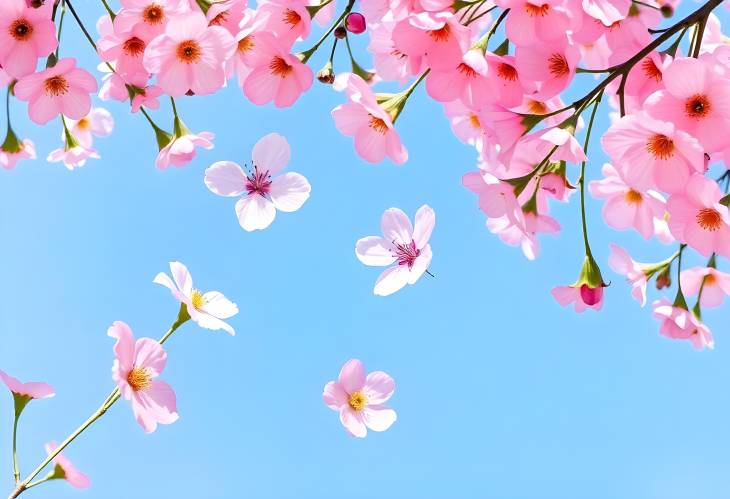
[348,391,368,412]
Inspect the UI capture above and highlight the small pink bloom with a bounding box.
[331,73,408,164]
[206,0,248,36]
[144,12,235,96]
[425,49,491,109]
[14,58,98,125]
[258,0,311,48]
[0,138,36,170]
[153,261,238,334]
[515,39,580,100]
[551,283,604,312]
[108,321,178,433]
[680,266,730,308]
[588,163,666,239]
[623,52,671,104]
[228,9,267,84]
[499,0,572,47]
[346,12,367,33]
[155,130,214,169]
[242,32,313,108]
[601,111,704,193]
[392,12,470,71]
[323,359,397,438]
[131,85,163,112]
[44,442,91,489]
[645,57,730,154]
[582,0,630,26]
[607,243,648,306]
[97,27,149,81]
[0,369,54,400]
[204,132,311,231]
[356,205,435,296]
[488,210,560,260]
[47,143,100,170]
[652,298,714,350]
[0,0,57,78]
[114,0,190,42]
[369,21,423,83]
[66,107,114,149]
[462,170,520,220]
[483,54,525,108]
[666,175,730,258]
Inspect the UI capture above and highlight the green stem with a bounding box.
[465,4,496,26]
[99,0,116,19]
[691,16,708,57]
[474,8,510,51]
[12,416,19,484]
[300,0,354,63]
[64,0,98,52]
[672,244,689,309]
[578,91,602,258]
[55,0,66,59]
[24,476,54,491]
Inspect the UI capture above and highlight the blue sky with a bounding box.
[1,1,730,498]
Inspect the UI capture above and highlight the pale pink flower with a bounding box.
[426,49,491,109]
[516,126,587,165]
[644,57,730,153]
[131,85,163,112]
[499,0,572,47]
[155,130,214,169]
[108,321,178,433]
[331,72,408,164]
[0,369,54,400]
[588,163,666,239]
[204,132,311,232]
[0,137,35,170]
[258,0,311,48]
[369,21,423,84]
[97,28,149,81]
[462,170,520,220]
[47,144,100,170]
[666,175,730,258]
[0,0,57,78]
[144,12,235,96]
[515,39,579,100]
[228,10,267,85]
[601,112,704,193]
[551,283,605,312]
[153,261,238,334]
[65,107,114,149]
[114,0,190,42]
[623,52,670,103]
[356,205,435,296]
[483,54,525,108]
[206,0,248,36]
[582,0,630,26]
[680,267,730,308]
[443,100,486,149]
[44,442,91,489]
[242,32,313,108]
[607,243,648,306]
[488,210,560,260]
[323,359,397,438]
[652,298,714,350]
[391,12,470,71]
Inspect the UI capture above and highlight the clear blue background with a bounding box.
[1,1,729,498]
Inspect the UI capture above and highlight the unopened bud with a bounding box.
[660,4,673,17]
[655,267,672,290]
[334,26,347,39]
[345,12,367,34]
[317,62,335,84]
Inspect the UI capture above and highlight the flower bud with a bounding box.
[655,266,672,289]
[334,26,347,39]
[317,61,335,84]
[660,4,673,17]
[346,13,367,34]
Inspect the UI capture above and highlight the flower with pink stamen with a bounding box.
[426,49,491,109]
[356,205,435,296]
[0,0,57,78]
[323,359,397,438]
[204,132,311,231]
[44,442,91,489]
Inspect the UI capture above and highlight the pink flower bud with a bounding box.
[345,13,366,34]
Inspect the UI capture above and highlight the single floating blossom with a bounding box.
[44,442,91,489]
[14,58,98,125]
[323,359,397,438]
[652,298,714,350]
[680,266,730,308]
[0,0,57,78]
[153,261,239,334]
[204,132,311,231]
[108,321,179,433]
[356,205,435,296]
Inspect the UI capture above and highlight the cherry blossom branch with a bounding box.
[300,0,355,63]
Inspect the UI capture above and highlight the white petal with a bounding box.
[252,132,290,175]
[355,236,396,266]
[269,172,311,212]
[412,204,435,249]
[373,266,410,296]
[204,161,248,196]
[235,195,276,231]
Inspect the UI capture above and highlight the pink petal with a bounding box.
[362,405,397,432]
[363,371,395,404]
[133,338,167,377]
[373,265,410,296]
[107,321,135,374]
[339,407,367,437]
[355,236,396,266]
[269,172,311,212]
[338,359,366,393]
[323,381,348,410]
[204,161,248,196]
[235,195,276,231]
[412,205,435,250]
[252,132,290,175]
[380,208,414,245]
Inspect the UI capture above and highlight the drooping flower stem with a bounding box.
[473,8,509,51]
[692,253,716,318]
[386,69,430,124]
[64,0,98,52]
[54,0,66,60]
[12,414,20,484]
[8,313,190,499]
[577,91,602,260]
[672,244,689,310]
[299,0,355,63]
[99,0,116,20]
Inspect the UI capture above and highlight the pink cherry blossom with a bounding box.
[97,28,150,82]
[607,243,648,306]
[462,170,521,221]
[515,39,580,99]
[44,442,91,489]
[204,133,311,231]
[483,54,525,108]
[47,143,100,170]
[499,0,572,47]
[623,52,671,104]
[680,267,730,308]
[155,130,214,169]
[601,112,704,193]
[0,369,54,400]
[323,359,397,438]
[652,298,714,350]
[425,49,491,109]
[258,0,311,48]
[551,283,605,312]
[108,321,178,433]
[588,163,666,239]
[143,12,235,96]
[331,73,408,164]
[131,85,163,112]
[666,175,730,258]
[369,21,423,83]
[488,210,560,260]
[206,0,248,36]
[242,32,313,108]
[0,0,57,78]
[392,12,471,71]
[114,0,190,42]
[0,137,36,170]
[644,57,730,154]
[582,0,630,26]
[356,205,435,296]
[14,58,98,125]
[153,261,239,334]
[65,107,114,149]
[228,10,267,85]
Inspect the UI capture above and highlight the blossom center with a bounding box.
[457,63,477,78]
[10,19,33,41]
[348,391,368,412]
[143,4,165,24]
[696,208,722,231]
[524,3,550,16]
[238,35,254,53]
[548,53,569,77]
[209,11,229,26]
[428,25,450,43]
[191,289,207,310]
[127,367,152,391]
[641,58,662,82]
[368,115,389,134]
[685,94,711,119]
[76,117,90,130]
[246,167,272,196]
[282,9,301,27]
[624,189,643,204]
[177,40,202,63]
[44,75,69,97]
[468,113,481,129]
[646,133,674,159]
[704,273,717,285]
[123,36,146,57]
[269,56,293,77]
[392,240,421,268]
[527,99,547,114]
